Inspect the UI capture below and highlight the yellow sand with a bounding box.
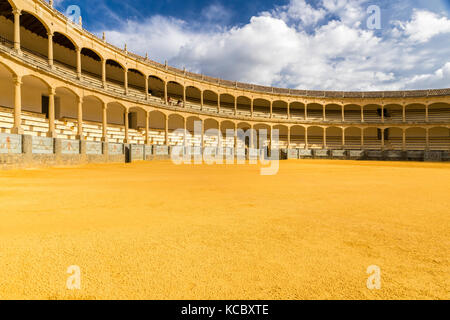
[0,160,449,300]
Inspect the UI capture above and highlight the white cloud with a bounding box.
[99,0,450,91]
[394,9,450,43]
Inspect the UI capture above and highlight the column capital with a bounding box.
[48,87,56,95]
[102,102,107,110]
[47,32,54,38]
[13,75,22,85]
[77,95,83,104]
[12,9,21,16]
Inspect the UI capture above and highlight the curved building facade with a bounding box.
[1,0,450,165]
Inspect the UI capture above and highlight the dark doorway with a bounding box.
[42,96,49,118]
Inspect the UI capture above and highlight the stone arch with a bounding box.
[429,102,450,122]
[55,86,79,122]
[429,127,450,151]
[253,123,271,148]
[105,59,125,88]
[307,103,323,121]
[220,120,235,148]
[273,100,288,119]
[21,74,51,114]
[167,81,184,105]
[344,127,362,149]
[326,126,343,148]
[384,127,403,150]
[0,60,16,110]
[236,96,251,116]
[405,103,426,122]
[307,126,324,149]
[128,69,146,92]
[363,104,382,123]
[384,104,403,122]
[219,93,235,115]
[363,127,381,149]
[291,125,306,149]
[253,99,270,118]
[290,102,306,120]
[186,116,202,147]
[128,106,146,130]
[273,124,289,148]
[203,90,218,111]
[405,127,426,150]
[325,104,342,122]
[81,95,103,140]
[344,104,361,122]
[185,86,201,109]
[204,118,220,147]
[148,75,165,99]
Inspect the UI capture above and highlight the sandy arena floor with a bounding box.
[0,160,449,300]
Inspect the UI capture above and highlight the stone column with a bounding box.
[250,125,254,148]
[234,124,238,149]
[426,128,430,150]
[287,126,291,149]
[425,104,429,123]
[201,119,205,149]
[234,97,237,116]
[76,96,83,139]
[217,122,221,149]
[200,91,204,111]
[165,116,169,145]
[381,128,385,151]
[342,128,345,148]
[183,117,187,147]
[48,32,54,68]
[102,59,107,88]
[305,127,309,149]
[48,88,56,137]
[270,101,273,119]
[145,76,149,100]
[164,82,168,104]
[13,9,21,52]
[402,129,406,151]
[361,106,364,123]
[381,104,385,123]
[183,86,186,108]
[76,47,82,79]
[361,128,365,149]
[323,127,327,149]
[402,104,406,123]
[342,105,345,122]
[12,76,22,134]
[124,69,128,95]
[145,112,150,145]
[287,103,291,119]
[323,105,326,121]
[217,94,221,113]
[250,99,254,117]
[102,102,108,142]
[124,110,129,143]
[305,104,308,121]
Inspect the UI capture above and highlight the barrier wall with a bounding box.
[0,132,449,169]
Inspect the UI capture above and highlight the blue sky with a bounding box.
[53,0,450,91]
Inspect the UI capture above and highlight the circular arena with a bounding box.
[0,0,449,301]
[0,0,449,165]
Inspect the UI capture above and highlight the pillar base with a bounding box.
[76,135,84,140]
[123,139,129,144]
[47,131,57,138]
[101,137,109,143]
[11,126,23,135]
